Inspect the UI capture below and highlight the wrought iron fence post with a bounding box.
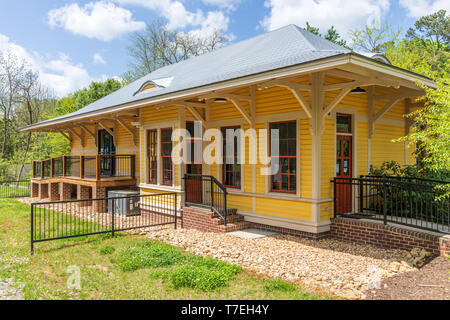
[359,178,364,213]
[224,191,227,227]
[333,179,337,218]
[30,203,34,255]
[383,182,387,225]
[111,198,115,238]
[174,193,177,229]
[210,178,214,211]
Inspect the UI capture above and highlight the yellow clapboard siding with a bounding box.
[300,119,312,198]
[357,121,369,176]
[321,118,334,199]
[255,197,311,220]
[141,105,178,123]
[227,194,253,213]
[371,124,406,169]
[320,202,334,221]
[255,123,266,194]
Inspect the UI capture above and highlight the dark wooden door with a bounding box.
[336,135,352,214]
[186,164,202,204]
[98,129,116,177]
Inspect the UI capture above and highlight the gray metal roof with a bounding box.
[32,25,352,127]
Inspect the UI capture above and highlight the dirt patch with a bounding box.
[366,256,450,300]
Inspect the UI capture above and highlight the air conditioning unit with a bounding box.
[108,190,140,216]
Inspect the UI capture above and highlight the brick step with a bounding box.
[218,221,252,233]
[211,214,245,225]
[184,206,238,218]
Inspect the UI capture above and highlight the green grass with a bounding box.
[0,199,334,300]
[0,185,30,198]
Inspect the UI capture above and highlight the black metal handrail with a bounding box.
[32,154,135,180]
[331,177,450,234]
[360,174,450,186]
[183,174,228,226]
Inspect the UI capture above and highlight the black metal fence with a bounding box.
[0,180,30,198]
[183,174,228,225]
[30,192,178,253]
[332,176,450,234]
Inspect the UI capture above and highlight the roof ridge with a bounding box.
[290,25,317,51]
[139,25,299,81]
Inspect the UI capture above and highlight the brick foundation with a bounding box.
[49,183,59,201]
[249,222,330,240]
[182,206,251,233]
[331,217,450,256]
[77,185,91,207]
[38,183,48,199]
[31,183,39,198]
[92,187,107,213]
[60,183,72,201]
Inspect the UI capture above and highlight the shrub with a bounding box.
[114,241,186,271]
[99,245,115,255]
[170,257,242,291]
[263,278,296,293]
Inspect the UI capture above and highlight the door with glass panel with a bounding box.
[185,121,203,204]
[336,135,352,213]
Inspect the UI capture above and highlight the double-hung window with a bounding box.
[161,128,173,185]
[221,126,241,188]
[147,129,158,184]
[270,121,296,193]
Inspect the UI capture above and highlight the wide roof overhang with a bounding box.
[21,52,436,133]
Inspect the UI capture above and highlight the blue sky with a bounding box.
[0,0,448,97]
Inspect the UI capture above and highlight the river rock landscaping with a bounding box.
[142,228,420,299]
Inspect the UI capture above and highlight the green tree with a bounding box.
[54,78,122,117]
[398,78,450,190]
[406,9,449,49]
[304,22,350,49]
[124,20,227,83]
[350,24,400,53]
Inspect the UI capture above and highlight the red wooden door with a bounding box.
[186,164,202,204]
[336,135,352,214]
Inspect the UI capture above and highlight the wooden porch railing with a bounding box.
[32,154,136,180]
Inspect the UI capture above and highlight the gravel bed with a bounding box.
[0,278,23,300]
[143,228,416,299]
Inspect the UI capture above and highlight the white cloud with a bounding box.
[399,0,450,18]
[202,0,241,11]
[114,0,230,38]
[0,34,110,97]
[47,1,145,41]
[261,0,390,39]
[93,53,107,64]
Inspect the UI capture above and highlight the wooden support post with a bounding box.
[50,158,54,178]
[80,155,84,179]
[62,156,66,177]
[131,155,136,179]
[96,155,101,180]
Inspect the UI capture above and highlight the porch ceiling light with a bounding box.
[214,98,227,103]
[350,86,366,94]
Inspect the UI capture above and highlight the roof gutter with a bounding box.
[22,52,436,132]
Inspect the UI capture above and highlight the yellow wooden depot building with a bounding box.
[23,25,435,237]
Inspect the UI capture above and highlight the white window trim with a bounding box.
[333,108,358,179]
[142,121,177,188]
[264,118,301,197]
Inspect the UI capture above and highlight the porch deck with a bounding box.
[32,154,136,187]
